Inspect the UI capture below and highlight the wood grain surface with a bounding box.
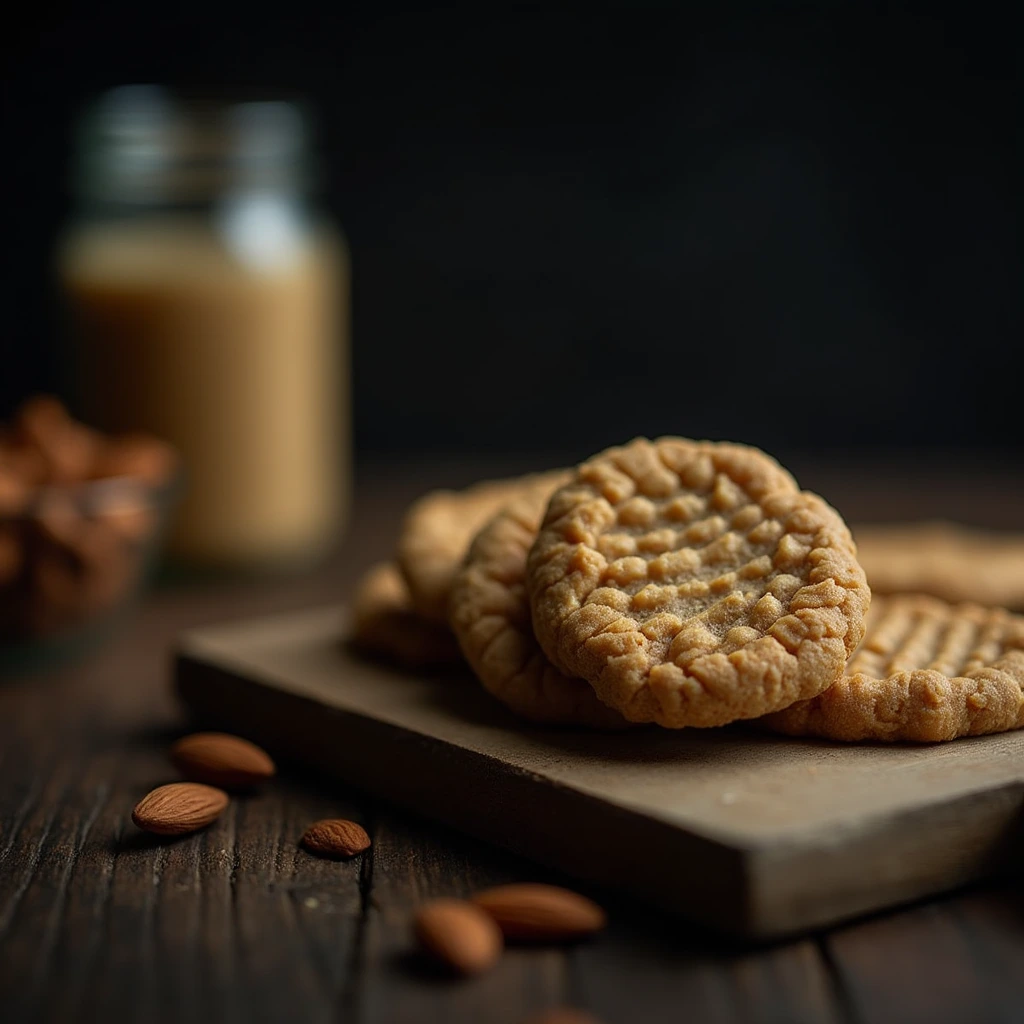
[1,459,1023,1024]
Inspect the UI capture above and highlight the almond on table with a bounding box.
[471,884,607,942]
[170,732,276,789]
[131,782,229,836]
[301,818,371,858]
[414,898,503,977]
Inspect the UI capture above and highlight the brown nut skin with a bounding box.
[301,819,371,858]
[471,884,607,942]
[13,396,101,485]
[131,782,229,836]
[0,469,31,517]
[92,435,178,487]
[414,899,503,977]
[0,437,47,487]
[170,732,276,789]
[12,396,71,459]
[0,525,23,587]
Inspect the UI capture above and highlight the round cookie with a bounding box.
[398,471,566,624]
[526,437,870,728]
[763,594,1024,742]
[450,479,629,728]
[450,487,629,728]
[350,562,462,669]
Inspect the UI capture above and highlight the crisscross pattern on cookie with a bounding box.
[449,483,628,729]
[527,438,870,728]
[764,595,1024,742]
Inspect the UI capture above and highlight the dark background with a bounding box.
[1,4,1018,462]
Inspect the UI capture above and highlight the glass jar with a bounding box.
[56,86,349,572]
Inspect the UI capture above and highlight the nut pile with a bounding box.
[0,396,177,639]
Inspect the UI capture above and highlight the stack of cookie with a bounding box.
[352,437,1024,744]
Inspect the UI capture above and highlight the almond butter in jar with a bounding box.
[57,87,348,572]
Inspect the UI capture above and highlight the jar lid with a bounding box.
[74,86,316,203]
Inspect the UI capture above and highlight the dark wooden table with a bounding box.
[2,458,1023,1024]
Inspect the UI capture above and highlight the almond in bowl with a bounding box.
[0,396,178,669]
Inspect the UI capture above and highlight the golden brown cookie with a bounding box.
[449,481,629,728]
[397,471,565,624]
[526,438,870,728]
[854,521,1024,611]
[763,594,1024,742]
[350,561,462,669]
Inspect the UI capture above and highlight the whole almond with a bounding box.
[93,434,178,486]
[414,898,503,976]
[132,782,229,836]
[301,818,371,858]
[472,884,606,942]
[170,732,276,789]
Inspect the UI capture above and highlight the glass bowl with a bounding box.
[0,472,179,674]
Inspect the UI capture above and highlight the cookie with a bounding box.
[449,481,629,728]
[350,561,462,669]
[398,471,565,624]
[854,521,1024,611]
[526,438,870,728]
[763,594,1024,742]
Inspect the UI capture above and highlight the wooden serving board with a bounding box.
[174,603,1024,939]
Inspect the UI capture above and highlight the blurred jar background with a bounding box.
[0,9,1016,479]
[56,87,349,573]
